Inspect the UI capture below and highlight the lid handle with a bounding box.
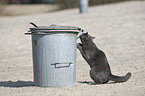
[30,22,38,27]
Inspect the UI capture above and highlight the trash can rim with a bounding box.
[26,25,83,35]
[30,25,81,30]
[25,30,81,35]
[25,24,85,37]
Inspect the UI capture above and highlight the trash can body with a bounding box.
[79,0,89,13]
[32,33,77,87]
[26,25,81,87]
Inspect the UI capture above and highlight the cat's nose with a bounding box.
[77,30,87,38]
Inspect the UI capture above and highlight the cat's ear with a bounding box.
[83,32,88,35]
[91,36,96,39]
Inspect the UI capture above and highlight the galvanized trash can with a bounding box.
[79,0,89,14]
[25,23,83,87]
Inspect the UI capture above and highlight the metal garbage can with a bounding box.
[79,0,89,14]
[25,23,82,87]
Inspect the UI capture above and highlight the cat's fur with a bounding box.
[77,32,131,84]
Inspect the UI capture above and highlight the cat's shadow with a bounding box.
[78,81,119,85]
[0,80,35,87]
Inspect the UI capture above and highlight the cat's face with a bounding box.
[80,32,95,42]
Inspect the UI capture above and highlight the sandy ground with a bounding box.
[0,1,145,96]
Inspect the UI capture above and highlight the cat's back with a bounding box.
[92,50,108,64]
[95,50,106,58]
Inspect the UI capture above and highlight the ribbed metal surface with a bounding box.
[32,33,77,87]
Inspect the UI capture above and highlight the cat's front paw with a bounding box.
[77,43,82,49]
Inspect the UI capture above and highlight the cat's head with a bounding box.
[80,32,95,41]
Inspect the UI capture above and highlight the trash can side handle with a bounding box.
[51,62,73,68]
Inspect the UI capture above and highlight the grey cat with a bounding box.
[77,32,131,84]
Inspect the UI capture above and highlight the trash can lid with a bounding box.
[25,23,84,35]
[30,24,81,31]
[25,22,87,38]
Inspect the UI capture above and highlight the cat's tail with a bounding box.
[109,72,131,82]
